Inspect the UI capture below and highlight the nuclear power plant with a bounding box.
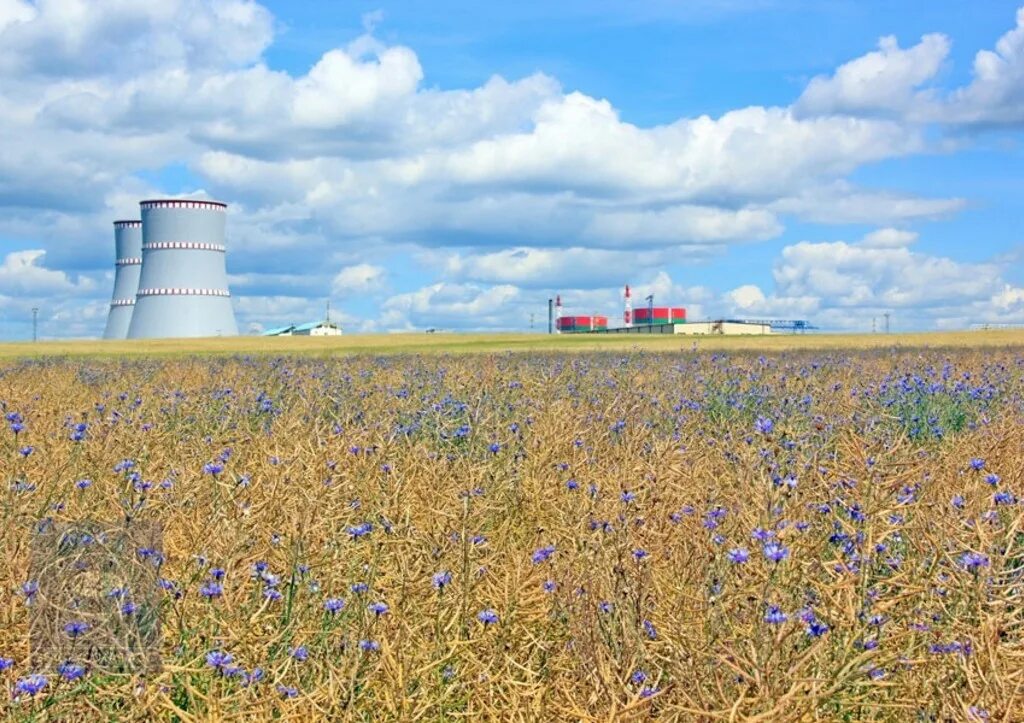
[103,199,238,339]
[102,220,142,339]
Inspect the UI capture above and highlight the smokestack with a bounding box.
[102,220,142,339]
[624,284,632,328]
[555,294,563,334]
[127,199,239,338]
[548,298,553,334]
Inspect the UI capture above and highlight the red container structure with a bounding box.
[557,315,609,333]
[633,307,686,324]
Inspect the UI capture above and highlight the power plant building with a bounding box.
[102,220,142,339]
[126,199,238,339]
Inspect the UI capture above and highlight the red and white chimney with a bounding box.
[624,284,632,327]
[555,294,563,334]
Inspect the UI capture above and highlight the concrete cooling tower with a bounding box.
[127,199,238,339]
[102,220,142,339]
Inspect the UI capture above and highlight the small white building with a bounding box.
[292,320,342,336]
[674,321,771,336]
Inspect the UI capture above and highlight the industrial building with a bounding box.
[261,320,342,337]
[102,220,142,339]
[124,199,238,339]
[547,285,806,337]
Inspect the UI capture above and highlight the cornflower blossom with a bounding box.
[764,605,788,625]
[727,548,750,564]
[0,658,13,671]
[64,621,89,638]
[291,646,309,662]
[755,417,774,435]
[14,674,47,697]
[762,541,789,563]
[432,571,452,590]
[57,661,86,681]
[324,598,345,614]
[531,545,556,564]
[206,650,234,671]
[359,640,380,652]
[200,582,223,600]
[368,602,389,617]
[959,551,990,570]
[477,609,499,625]
[542,580,557,593]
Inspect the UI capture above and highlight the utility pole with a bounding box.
[872,317,876,334]
[530,312,535,331]
[31,307,38,342]
[883,313,890,334]
[326,300,331,323]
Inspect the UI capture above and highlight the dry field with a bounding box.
[3,327,1024,358]
[0,337,1022,719]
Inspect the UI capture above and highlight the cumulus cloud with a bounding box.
[796,7,1024,126]
[795,34,949,119]
[332,263,386,296]
[0,249,93,295]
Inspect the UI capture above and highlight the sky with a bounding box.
[1,0,1023,338]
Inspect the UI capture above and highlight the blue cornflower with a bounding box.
[959,551,990,570]
[264,588,282,601]
[203,462,224,476]
[368,601,389,617]
[0,657,13,671]
[620,490,636,504]
[277,685,299,698]
[640,686,660,698]
[969,458,985,471]
[63,621,89,638]
[755,417,774,435]
[324,597,345,614]
[75,478,92,490]
[347,522,373,539]
[531,545,556,564]
[13,674,47,697]
[18,446,33,458]
[598,601,613,614]
[806,620,829,637]
[200,582,223,599]
[762,541,789,563]
[359,639,380,652]
[764,605,788,625]
[630,670,647,685]
[632,548,649,561]
[994,491,1016,505]
[21,580,38,602]
[206,650,234,670]
[489,443,501,454]
[291,646,309,662]
[57,661,86,682]
[477,608,499,625]
[350,582,369,594]
[986,473,1001,486]
[210,567,225,580]
[566,479,579,491]
[543,580,557,593]
[751,527,773,542]
[727,547,750,564]
[432,571,452,590]
[121,602,137,616]
[952,495,966,509]
[643,620,657,639]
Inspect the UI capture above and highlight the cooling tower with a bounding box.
[102,220,143,339]
[126,199,238,338]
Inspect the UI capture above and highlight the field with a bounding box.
[0,333,1022,719]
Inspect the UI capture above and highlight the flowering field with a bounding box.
[0,348,1021,720]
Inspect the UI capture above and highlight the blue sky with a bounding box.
[1,0,1023,338]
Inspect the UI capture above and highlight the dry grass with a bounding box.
[0,346,1022,719]
[4,328,1024,359]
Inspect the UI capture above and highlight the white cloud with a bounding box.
[949,7,1024,124]
[0,249,93,295]
[332,263,386,296]
[795,34,949,119]
[859,227,918,248]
